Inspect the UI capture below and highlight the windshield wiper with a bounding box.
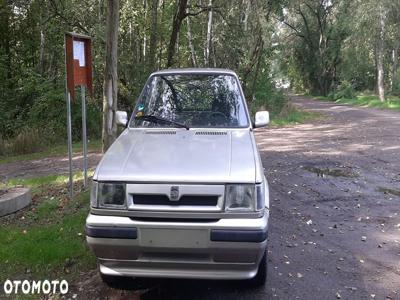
[135,114,189,130]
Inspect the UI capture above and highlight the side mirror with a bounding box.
[116,111,128,127]
[254,111,270,128]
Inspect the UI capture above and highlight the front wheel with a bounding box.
[100,273,120,288]
[248,251,267,287]
[100,272,135,289]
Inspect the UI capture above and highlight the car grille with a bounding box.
[132,194,219,206]
[126,184,224,212]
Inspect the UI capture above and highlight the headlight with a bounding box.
[90,181,98,207]
[225,184,255,212]
[256,183,266,210]
[97,182,126,209]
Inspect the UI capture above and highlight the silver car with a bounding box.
[86,68,270,286]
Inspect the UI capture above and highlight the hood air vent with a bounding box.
[145,130,176,135]
[195,131,227,136]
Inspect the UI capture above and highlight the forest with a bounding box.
[1,0,400,154]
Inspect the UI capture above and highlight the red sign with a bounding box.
[65,32,93,101]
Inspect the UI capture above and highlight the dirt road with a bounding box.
[257,96,400,299]
[2,96,400,299]
[0,152,102,181]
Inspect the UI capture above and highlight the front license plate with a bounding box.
[140,228,208,248]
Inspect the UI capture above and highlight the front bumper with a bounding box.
[86,212,268,280]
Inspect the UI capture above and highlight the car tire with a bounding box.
[100,273,123,288]
[248,251,267,287]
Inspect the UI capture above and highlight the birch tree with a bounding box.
[102,0,120,152]
[204,0,213,66]
[186,0,197,67]
[376,2,386,101]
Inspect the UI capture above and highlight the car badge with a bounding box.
[170,186,180,201]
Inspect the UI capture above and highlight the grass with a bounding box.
[270,103,320,126]
[313,93,400,111]
[1,171,94,193]
[0,139,101,165]
[0,173,96,284]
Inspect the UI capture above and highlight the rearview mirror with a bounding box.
[116,111,128,127]
[254,111,270,128]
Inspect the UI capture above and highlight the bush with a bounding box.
[251,89,286,118]
[333,81,356,100]
[391,80,400,96]
[250,67,287,117]
[0,70,102,157]
[7,128,46,155]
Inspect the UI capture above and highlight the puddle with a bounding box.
[377,187,400,197]
[303,166,358,178]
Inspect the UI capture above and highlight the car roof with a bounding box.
[150,68,237,77]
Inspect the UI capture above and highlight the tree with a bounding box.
[376,2,386,101]
[102,0,120,152]
[280,0,351,96]
[186,0,197,67]
[204,0,213,66]
[148,0,159,71]
[166,0,188,67]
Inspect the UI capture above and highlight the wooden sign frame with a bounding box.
[65,32,93,101]
[64,32,93,198]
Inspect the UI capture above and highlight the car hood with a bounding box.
[94,129,257,183]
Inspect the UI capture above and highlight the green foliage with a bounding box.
[0,192,95,282]
[6,128,45,155]
[392,78,400,96]
[0,173,98,282]
[251,79,286,117]
[249,49,287,116]
[280,0,352,96]
[0,0,288,156]
[328,81,356,100]
[0,139,101,164]
[271,103,319,126]
[314,93,400,111]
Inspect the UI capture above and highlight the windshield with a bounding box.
[130,74,249,128]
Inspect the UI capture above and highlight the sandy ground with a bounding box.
[2,96,400,299]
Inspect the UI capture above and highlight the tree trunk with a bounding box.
[392,39,399,91]
[186,0,197,67]
[0,0,12,81]
[376,3,386,102]
[243,0,250,31]
[166,0,188,67]
[98,0,103,22]
[148,0,159,71]
[143,0,147,62]
[102,0,120,152]
[158,0,165,68]
[204,0,213,66]
[251,42,264,101]
[39,30,45,75]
